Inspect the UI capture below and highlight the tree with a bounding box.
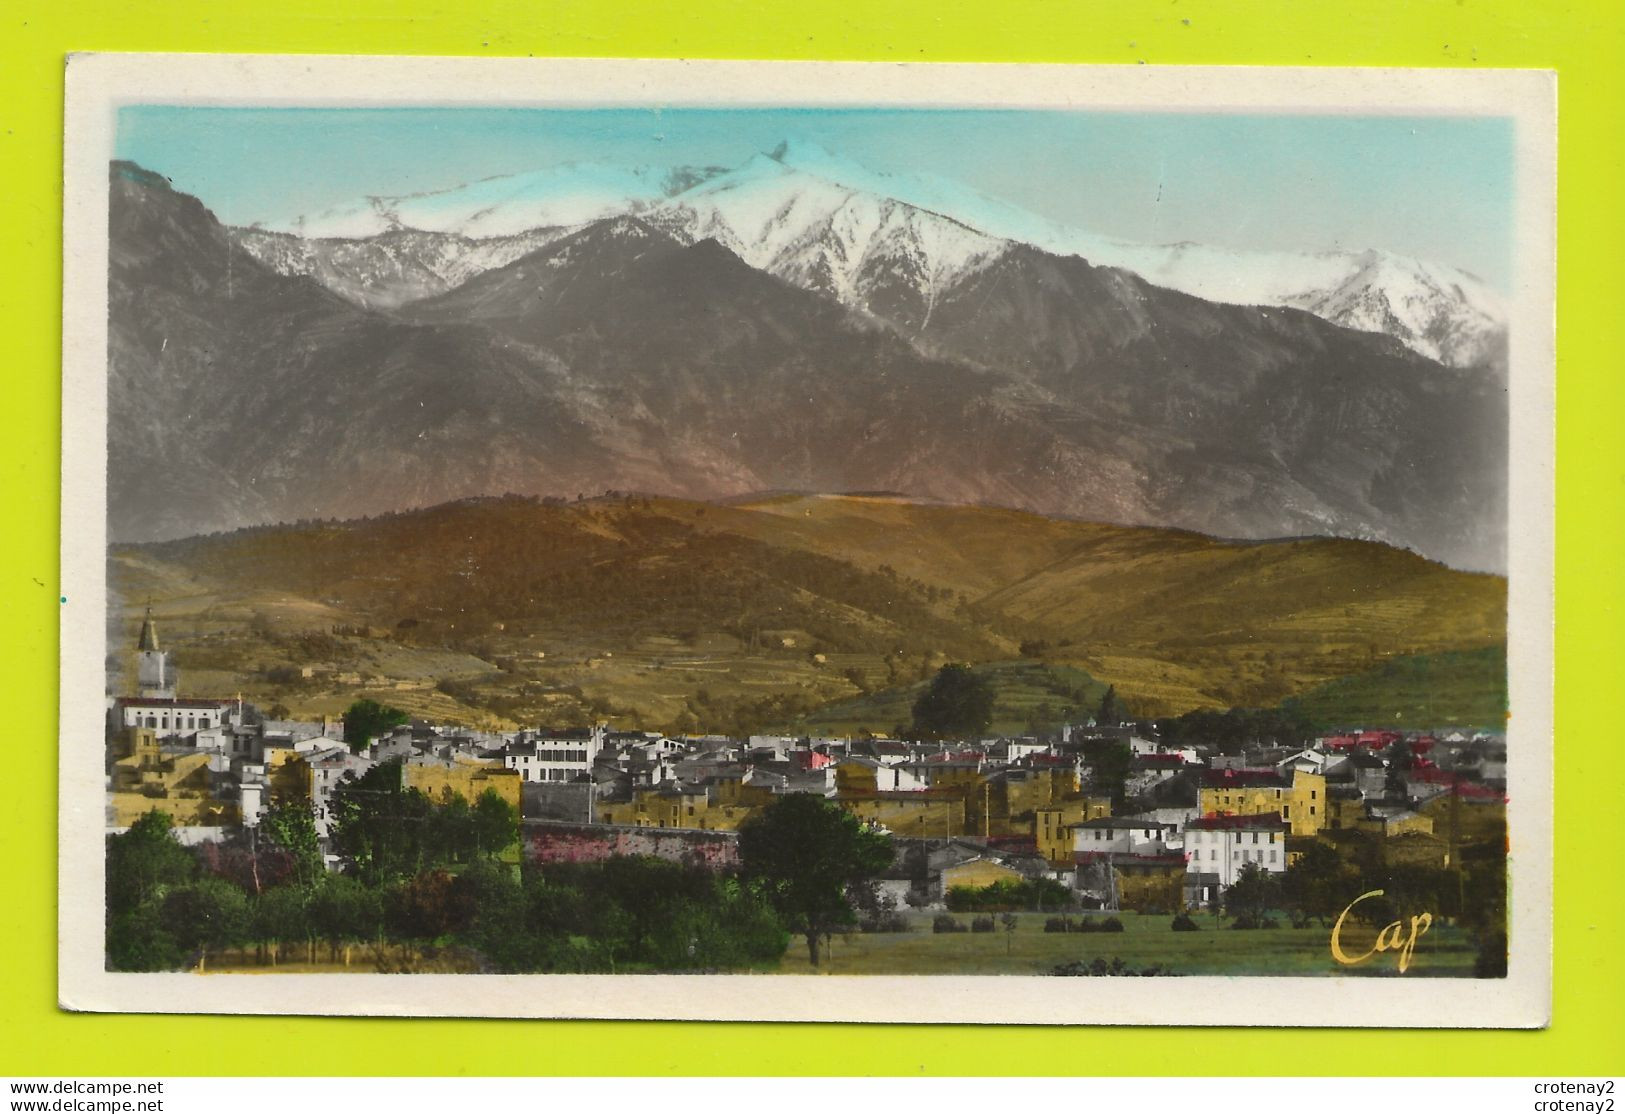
[1097,684,1125,727]
[1081,739,1134,809]
[1224,861,1283,924]
[327,758,433,884]
[386,869,475,942]
[1282,840,1349,926]
[252,884,313,964]
[911,663,995,740]
[106,809,196,916]
[737,794,893,967]
[161,877,250,968]
[472,788,520,858]
[341,698,408,753]
[427,790,476,864]
[259,804,323,888]
[308,875,383,962]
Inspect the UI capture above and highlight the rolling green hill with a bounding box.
[109,493,1506,728]
[1280,646,1508,730]
[776,661,1111,738]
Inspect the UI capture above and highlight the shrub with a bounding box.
[1043,916,1073,934]
[1099,916,1125,933]
[970,916,995,933]
[1171,913,1200,932]
[932,913,967,934]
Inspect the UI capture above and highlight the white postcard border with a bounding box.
[60,53,1556,1027]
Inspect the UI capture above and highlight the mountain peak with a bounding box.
[767,138,841,166]
[111,160,174,192]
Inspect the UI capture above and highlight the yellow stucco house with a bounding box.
[1199,767,1328,836]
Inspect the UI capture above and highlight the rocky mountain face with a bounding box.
[229,226,574,309]
[235,140,1509,371]
[109,161,1506,571]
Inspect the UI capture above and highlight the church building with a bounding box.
[114,609,238,741]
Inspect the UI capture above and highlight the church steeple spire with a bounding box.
[135,606,175,699]
[137,607,160,652]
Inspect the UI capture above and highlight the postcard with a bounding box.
[59,54,1555,1026]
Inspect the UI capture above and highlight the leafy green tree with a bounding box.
[342,698,408,753]
[259,804,323,888]
[1081,739,1134,809]
[911,663,995,740]
[472,788,520,857]
[252,884,313,964]
[427,790,476,864]
[1097,684,1125,726]
[1283,840,1352,926]
[106,810,196,916]
[1224,861,1283,924]
[308,875,383,961]
[106,905,185,972]
[738,793,893,967]
[591,856,715,957]
[450,858,530,971]
[386,869,475,942]
[328,758,433,885]
[160,877,250,966]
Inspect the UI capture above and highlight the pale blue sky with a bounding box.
[116,106,1515,289]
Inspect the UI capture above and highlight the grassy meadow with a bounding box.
[775,911,1480,978]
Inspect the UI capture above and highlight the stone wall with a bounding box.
[522,821,740,869]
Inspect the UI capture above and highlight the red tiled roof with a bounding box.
[118,697,234,709]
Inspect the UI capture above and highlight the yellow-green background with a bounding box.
[4,0,1621,1077]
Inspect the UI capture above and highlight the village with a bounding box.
[107,608,1508,934]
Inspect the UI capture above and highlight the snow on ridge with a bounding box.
[759,138,1506,365]
[252,139,1505,366]
[646,156,1010,310]
[265,162,719,240]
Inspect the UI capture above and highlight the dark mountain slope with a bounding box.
[109,163,1504,571]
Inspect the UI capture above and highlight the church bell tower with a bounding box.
[136,608,177,699]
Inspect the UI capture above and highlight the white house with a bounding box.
[1183,815,1289,886]
[1069,817,1178,857]
[503,723,605,784]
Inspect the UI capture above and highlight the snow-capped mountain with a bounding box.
[641,149,1008,329]
[113,162,1508,569]
[234,140,1507,368]
[1281,250,1506,371]
[259,162,728,239]
[753,140,1508,370]
[232,225,574,309]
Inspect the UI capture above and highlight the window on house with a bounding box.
[1269,851,1277,863]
